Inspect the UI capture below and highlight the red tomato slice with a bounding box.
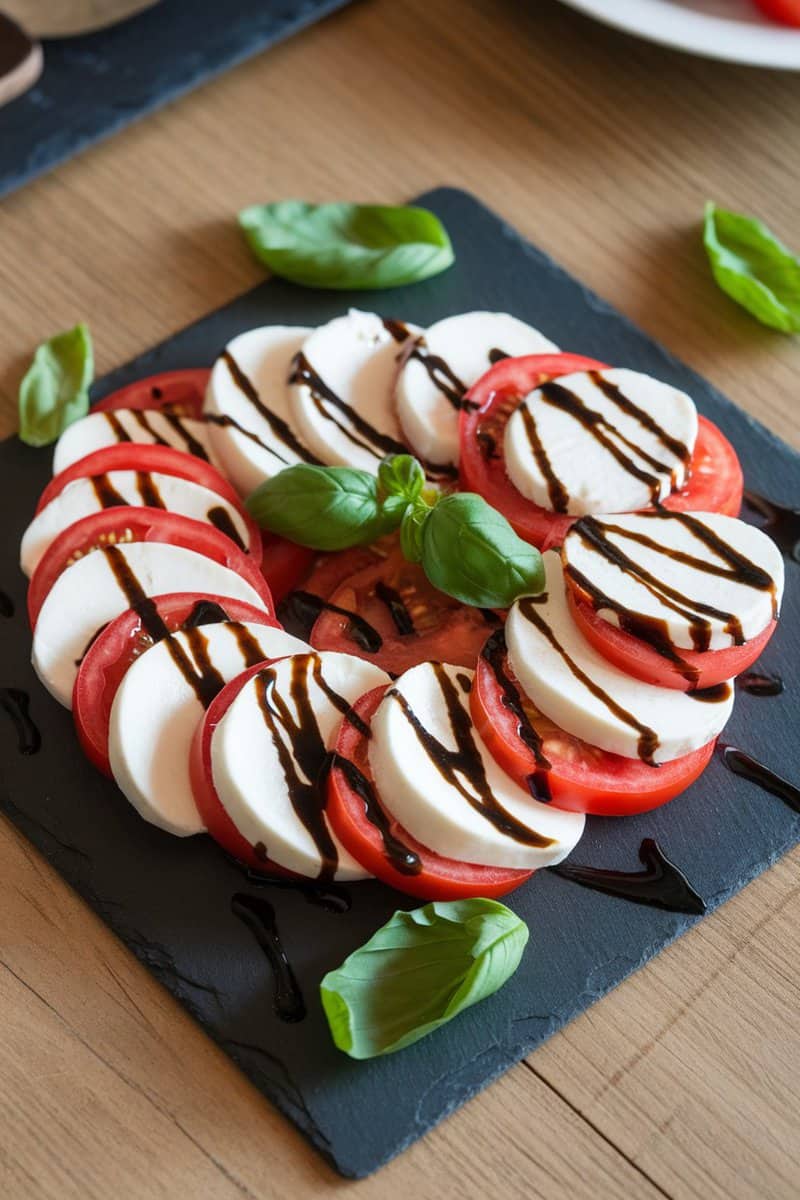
[27,507,274,628]
[753,0,800,27]
[471,636,715,815]
[459,355,744,546]
[660,416,743,518]
[567,589,776,691]
[190,662,297,876]
[260,533,315,604]
[310,548,501,674]
[93,368,210,417]
[73,592,277,776]
[327,685,532,900]
[459,353,609,550]
[33,443,262,561]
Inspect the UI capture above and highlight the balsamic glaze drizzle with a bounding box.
[222,350,321,465]
[480,630,552,801]
[0,590,14,618]
[742,490,800,564]
[231,893,306,1022]
[549,838,706,915]
[0,689,41,755]
[719,746,800,814]
[278,590,383,653]
[736,670,784,698]
[240,861,352,913]
[333,751,422,875]
[206,505,246,551]
[374,580,416,636]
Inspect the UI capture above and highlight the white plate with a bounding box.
[558,0,800,69]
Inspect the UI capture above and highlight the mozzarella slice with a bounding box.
[505,553,734,763]
[204,325,316,496]
[504,368,698,516]
[396,311,558,467]
[52,409,215,476]
[211,650,388,880]
[562,511,784,651]
[368,662,585,870]
[109,622,307,837]
[32,543,266,708]
[21,472,251,577]
[288,310,418,473]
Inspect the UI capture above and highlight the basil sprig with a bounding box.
[320,898,529,1059]
[247,454,544,608]
[704,202,800,333]
[238,201,454,290]
[18,323,94,447]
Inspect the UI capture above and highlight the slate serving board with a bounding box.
[1,187,798,1178]
[0,0,352,200]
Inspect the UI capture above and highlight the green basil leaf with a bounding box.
[18,323,94,447]
[238,201,454,290]
[421,492,545,607]
[378,453,425,503]
[703,202,800,333]
[399,502,428,564]
[246,463,402,550]
[320,898,528,1059]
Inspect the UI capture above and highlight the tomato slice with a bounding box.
[190,661,297,876]
[259,533,315,604]
[753,0,800,28]
[73,592,277,776]
[27,507,274,628]
[660,416,743,518]
[471,635,715,815]
[93,368,209,418]
[459,353,609,549]
[326,685,532,899]
[567,589,775,691]
[309,548,501,674]
[459,355,744,547]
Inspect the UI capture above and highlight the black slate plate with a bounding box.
[0,0,352,200]
[1,187,798,1178]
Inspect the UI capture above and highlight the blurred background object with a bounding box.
[1,1,159,37]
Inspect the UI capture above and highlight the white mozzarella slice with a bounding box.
[562,511,784,651]
[109,622,307,837]
[289,309,418,472]
[396,311,558,467]
[32,543,266,709]
[21,472,251,577]
[52,409,216,476]
[204,325,315,497]
[368,662,585,870]
[504,368,698,516]
[211,650,389,880]
[505,553,734,763]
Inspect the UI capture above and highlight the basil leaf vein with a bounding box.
[239,201,454,290]
[704,202,800,333]
[18,323,94,448]
[320,899,529,1059]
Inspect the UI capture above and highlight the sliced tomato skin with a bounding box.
[567,590,775,691]
[73,592,277,776]
[27,507,274,629]
[471,647,715,816]
[309,549,499,674]
[190,661,297,877]
[661,416,743,518]
[753,0,800,28]
[459,353,609,550]
[260,533,315,603]
[93,368,210,418]
[327,686,532,900]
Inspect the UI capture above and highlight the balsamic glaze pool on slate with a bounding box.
[240,858,352,913]
[719,746,800,815]
[0,689,41,755]
[737,670,784,697]
[231,893,306,1022]
[549,838,706,915]
[0,590,14,618]
[743,490,800,564]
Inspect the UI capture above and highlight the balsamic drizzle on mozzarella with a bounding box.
[53,407,216,474]
[220,347,322,466]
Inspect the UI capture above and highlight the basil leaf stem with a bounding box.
[18,323,94,447]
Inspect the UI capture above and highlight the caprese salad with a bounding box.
[20,307,784,901]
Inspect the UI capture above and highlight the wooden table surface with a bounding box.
[1,1,799,1196]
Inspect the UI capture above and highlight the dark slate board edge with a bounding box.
[0,0,352,200]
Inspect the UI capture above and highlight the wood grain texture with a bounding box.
[0,0,798,1195]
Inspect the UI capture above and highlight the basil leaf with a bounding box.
[238,201,454,290]
[421,492,545,607]
[378,453,425,503]
[320,899,528,1059]
[247,463,401,550]
[399,502,428,564]
[18,323,94,447]
[703,202,800,333]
